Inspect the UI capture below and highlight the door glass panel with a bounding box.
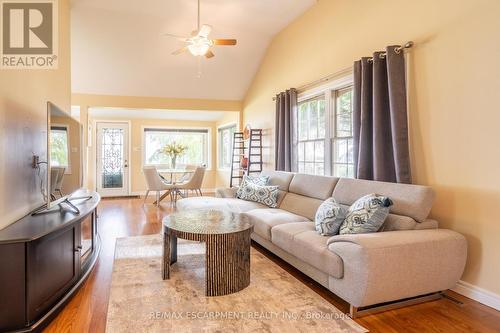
[101,128,124,188]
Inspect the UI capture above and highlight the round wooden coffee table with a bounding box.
[162,210,253,296]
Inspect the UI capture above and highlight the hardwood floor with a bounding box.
[45,197,500,333]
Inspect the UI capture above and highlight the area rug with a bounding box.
[105,234,367,333]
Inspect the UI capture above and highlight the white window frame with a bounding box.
[296,95,327,175]
[50,124,72,174]
[217,122,237,171]
[331,87,355,178]
[296,73,354,177]
[141,126,212,170]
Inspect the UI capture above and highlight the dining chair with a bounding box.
[177,164,197,183]
[174,166,206,201]
[142,166,176,206]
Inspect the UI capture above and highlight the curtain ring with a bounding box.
[394,46,402,54]
[379,53,386,59]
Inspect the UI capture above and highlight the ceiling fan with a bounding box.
[163,0,237,58]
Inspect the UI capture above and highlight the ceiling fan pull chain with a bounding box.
[197,56,202,78]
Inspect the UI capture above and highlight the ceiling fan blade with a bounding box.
[198,24,212,37]
[205,50,215,58]
[162,33,189,41]
[212,39,237,46]
[171,47,188,55]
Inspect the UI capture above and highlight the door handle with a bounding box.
[74,245,82,252]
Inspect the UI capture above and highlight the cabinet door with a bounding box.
[27,224,81,323]
[0,243,26,331]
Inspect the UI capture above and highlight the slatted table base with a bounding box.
[162,227,252,296]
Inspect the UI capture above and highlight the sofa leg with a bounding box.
[349,305,359,318]
[348,292,443,318]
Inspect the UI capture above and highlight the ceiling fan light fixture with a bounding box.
[187,38,211,56]
[163,1,236,59]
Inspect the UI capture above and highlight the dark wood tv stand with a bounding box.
[0,189,101,333]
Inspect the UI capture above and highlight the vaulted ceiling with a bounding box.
[71,0,316,100]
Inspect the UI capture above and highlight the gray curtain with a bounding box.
[353,45,411,183]
[275,88,297,171]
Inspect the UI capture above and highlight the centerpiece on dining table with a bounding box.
[161,142,187,169]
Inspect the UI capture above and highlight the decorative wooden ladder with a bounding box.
[229,129,263,187]
[247,129,263,175]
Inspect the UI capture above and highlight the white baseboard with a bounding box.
[130,189,215,196]
[452,280,500,311]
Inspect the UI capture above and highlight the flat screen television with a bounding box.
[43,102,85,213]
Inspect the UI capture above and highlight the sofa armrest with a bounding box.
[327,229,467,307]
[215,187,238,198]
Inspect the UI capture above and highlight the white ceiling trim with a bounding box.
[89,107,230,122]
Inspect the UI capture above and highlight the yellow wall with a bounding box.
[243,0,500,295]
[0,0,71,228]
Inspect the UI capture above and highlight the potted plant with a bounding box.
[161,142,187,169]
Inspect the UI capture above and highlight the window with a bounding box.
[297,96,326,175]
[218,124,236,169]
[332,88,355,178]
[143,128,209,167]
[50,125,70,169]
[295,83,354,178]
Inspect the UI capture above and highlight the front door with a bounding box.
[96,122,130,197]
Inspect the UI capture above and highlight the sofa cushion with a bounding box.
[332,178,435,222]
[261,170,295,191]
[378,214,418,231]
[288,174,339,200]
[338,203,433,231]
[271,222,343,278]
[243,208,310,240]
[176,197,266,213]
[279,193,324,220]
[215,187,238,198]
[415,219,439,230]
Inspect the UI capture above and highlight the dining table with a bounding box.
[154,168,195,204]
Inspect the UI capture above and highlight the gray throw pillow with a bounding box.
[315,198,348,236]
[236,181,279,208]
[236,174,270,197]
[245,174,270,186]
[339,194,393,235]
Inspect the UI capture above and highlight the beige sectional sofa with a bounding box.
[176,171,467,316]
